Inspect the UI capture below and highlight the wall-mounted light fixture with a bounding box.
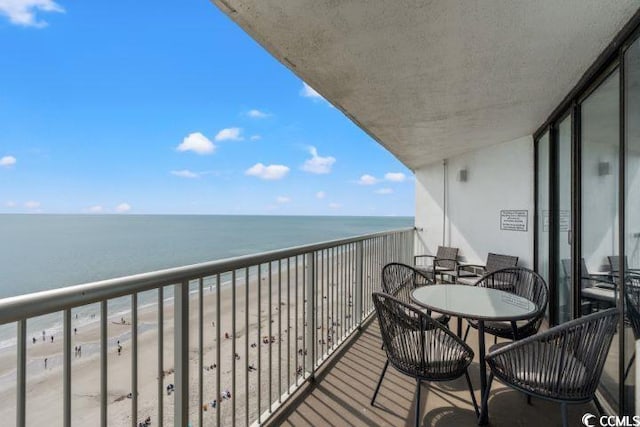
[458,168,468,182]
[598,161,610,176]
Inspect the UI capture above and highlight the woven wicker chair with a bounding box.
[371,292,478,426]
[455,253,518,286]
[382,262,450,326]
[483,308,619,427]
[414,246,459,282]
[623,274,640,380]
[464,267,548,342]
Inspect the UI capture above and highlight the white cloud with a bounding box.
[214,127,243,142]
[357,174,378,185]
[171,169,199,179]
[375,188,394,195]
[301,146,335,174]
[276,196,291,204]
[24,200,40,209]
[5,200,16,208]
[88,205,103,213]
[0,0,64,28]
[0,155,16,167]
[176,132,215,155]
[115,203,131,213]
[328,202,341,209]
[385,172,406,182]
[245,163,290,180]
[316,191,326,199]
[300,82,323,100]
[247,109,269,119]
[250,135,262,141]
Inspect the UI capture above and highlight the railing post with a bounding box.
[355,241,364,329]
[100,301,108,427]
[409,229,416,264]
[383,235,388,265]
[305,252,316,378]
[16,319,26,427]
[64,309,71,427]
[174,280,189,427]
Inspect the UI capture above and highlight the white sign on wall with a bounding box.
[500,210,528,232]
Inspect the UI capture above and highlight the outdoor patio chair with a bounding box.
[413,246,458,282]
[483,308,619,427]
[371,292,478,426]
[608,255,640,275]
[464,267,548,342]
[561,258,616,312]
[623,274,640,380]
[381,262,450,326]
[455,253,518,286]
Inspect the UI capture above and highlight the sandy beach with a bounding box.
[0,251,366,426]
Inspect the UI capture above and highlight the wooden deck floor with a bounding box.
[268,318,597,427]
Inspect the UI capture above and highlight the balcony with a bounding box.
[0,228,615,426]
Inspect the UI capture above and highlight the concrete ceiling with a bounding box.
[211,0,639,170]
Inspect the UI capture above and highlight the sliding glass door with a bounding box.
[624,36,640,414]
[556,115,573,323]
[580,69,620,412]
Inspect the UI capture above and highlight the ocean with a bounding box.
[0,214,413,348]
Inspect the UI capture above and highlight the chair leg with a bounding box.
[560,402,568,427]
[493,335,497,345]
[415,380,422,427]
[479,372,494,425]
[624,352,636,381]
[464,369,479,417]
[526,394,532,405]
[371,360,389,406]
[463,324,471,342]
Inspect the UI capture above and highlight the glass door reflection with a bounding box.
[581,69,620,412]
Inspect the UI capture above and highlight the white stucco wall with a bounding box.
[415,136,534,267]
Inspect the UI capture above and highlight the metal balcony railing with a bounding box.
[0,227,414,427]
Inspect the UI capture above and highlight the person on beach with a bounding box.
[42,331,45,341]
[74,327,77,335]
[44,358,47,369]
[51,336,54,343]
[32,337,36,344]
[118,345,122,356]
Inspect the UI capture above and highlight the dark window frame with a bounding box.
[533,9,640,415]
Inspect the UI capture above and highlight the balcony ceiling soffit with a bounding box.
[212,0,639,170]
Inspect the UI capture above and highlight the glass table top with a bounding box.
[411,284,538,321]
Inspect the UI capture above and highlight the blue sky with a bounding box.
[0,1,414,216]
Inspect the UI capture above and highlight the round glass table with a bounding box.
[411,285,538,424]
